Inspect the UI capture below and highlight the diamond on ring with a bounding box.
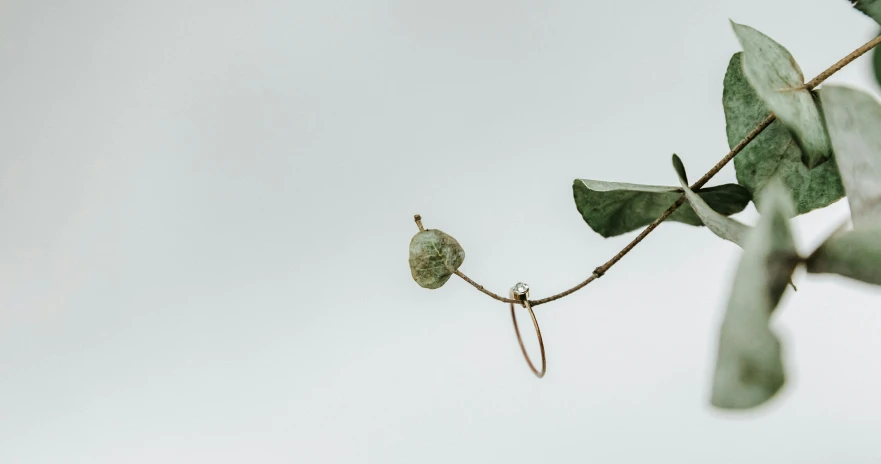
[512,282,529,297]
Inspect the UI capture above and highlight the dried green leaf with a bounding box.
[818,85,881,228]
[723,53,845,215]
[572,178,751,238]
[672,155,750,247]
[408,229,465,289]
[731,22,833,168]
[806,223,881,285]
[711,180,797,410]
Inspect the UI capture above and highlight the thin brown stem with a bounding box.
[446,34,881,308]
[804,35,881,90]
[454,270,519,304]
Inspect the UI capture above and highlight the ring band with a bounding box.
[510,283,546,378]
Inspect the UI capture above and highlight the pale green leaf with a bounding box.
[573,178,751,238]
[672,155,750,247]
[711,180,797,410]
[408,229,465,289]
[806,223,881,285]
[723,53,845,215]
[731,21,833,168]
[818,85,881,228]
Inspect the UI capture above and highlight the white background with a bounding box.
[1,0,880,462]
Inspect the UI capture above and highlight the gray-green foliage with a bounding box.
[803,85,881,285]
[710,180,797,410]
[731,22,833,168]
[850,0,881,25]
[408,8,881,412]
[849,0,881,88]
[849,0,881,93]
[819,85,881,227]
[807,225,881,285]
[723,53,846,215]
[875,41,881,91]
[572,179,751,238]
[852,2,881,87]
[672,155,750,247]
[408,229,465,289]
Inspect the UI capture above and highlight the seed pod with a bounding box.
[408,229,465,289]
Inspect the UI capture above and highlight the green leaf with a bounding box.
[849,0,881,25]
[673,155,796,290]
[672,155,750,247]
[573,178,751,238]
[672,154,688,185]
[806,223,881,285]
[818,85,881,228]
[873,35,881,91]
[711,180,797,410]
[731,21,833,168]
[723,52,846,215]
[408,229,465,289]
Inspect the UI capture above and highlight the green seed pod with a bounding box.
[408,229,465,289]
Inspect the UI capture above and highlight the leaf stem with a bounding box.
[448,34,881,308]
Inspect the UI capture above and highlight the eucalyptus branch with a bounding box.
[427,34,881,308]
[407,11,881,408]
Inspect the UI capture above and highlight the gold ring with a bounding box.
[510,282,546,378]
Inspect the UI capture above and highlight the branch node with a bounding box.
[592,266,606,278]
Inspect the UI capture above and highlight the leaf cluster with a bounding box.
[574,16,881,410]
[408,3,881,411]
